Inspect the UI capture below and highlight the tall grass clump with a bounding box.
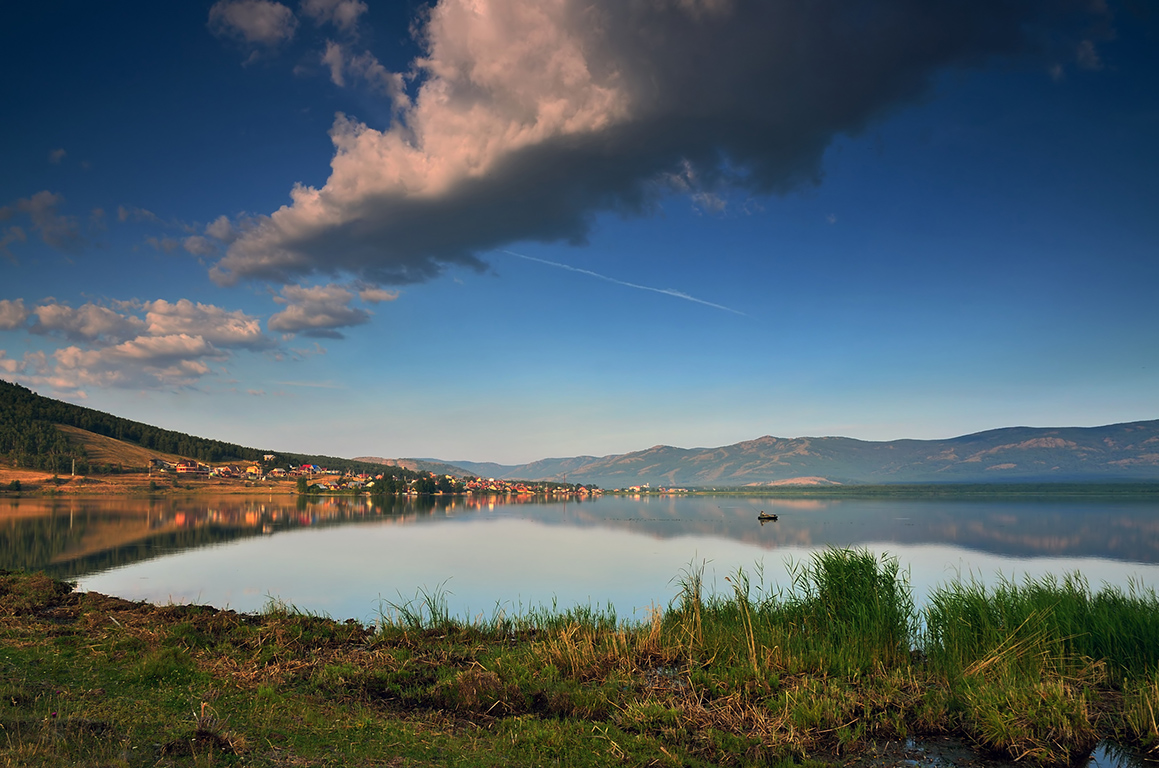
[1120,673,1159,757]
[1083,579,1159,682]
[522,600,621,635]
[924,576,1062,680]
[924,573,1159,684]
[378,581,457,634]
[638,550,923,758]
[665,549,916,689]
[920,573,1142,765]
[673,560,705,662]
[781,548,917,675]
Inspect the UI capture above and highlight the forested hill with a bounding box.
[0,379,265,471]
[0,379,418,478]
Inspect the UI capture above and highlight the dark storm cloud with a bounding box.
[211,0,1105,287]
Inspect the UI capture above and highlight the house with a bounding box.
[175,461,209,476]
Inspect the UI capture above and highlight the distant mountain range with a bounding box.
[5,377,1154,488]
[360,420,1159,487]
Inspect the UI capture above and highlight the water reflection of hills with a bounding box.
[552,497,1159,564]
[0,495,475,578]
[3,494,1158,579]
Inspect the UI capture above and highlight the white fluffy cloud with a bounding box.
[205,215,237,242]
[183,235,218,256]
[300,0,367,32]
[321,41,409,104]
[144,299,272,349]
[321,39,347,85]
[0,351,21,374]
[32,302,146,344]
[7,298,275,393]
[44,336,220,391]
[209,0,298,46]
[358,286,399,304]
[0,299,29,330]
[268,283,371,338]
[210,0,1104,289]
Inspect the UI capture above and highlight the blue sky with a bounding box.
[2,0,1157,464]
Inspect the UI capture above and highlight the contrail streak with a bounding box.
[501,250,747,317]
[273,380,345,389]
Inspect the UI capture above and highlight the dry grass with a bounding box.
[56,423,189,468]
[0,424,294,496]
[1121,676,1159,756]
[0,462,295,496]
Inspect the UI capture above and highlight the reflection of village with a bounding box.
[0,492,603,578]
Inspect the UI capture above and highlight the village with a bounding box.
[149,457,601,498]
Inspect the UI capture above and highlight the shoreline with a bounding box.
[3,552,1159,767]
[0,466,297,497]
[5,463,1158,500]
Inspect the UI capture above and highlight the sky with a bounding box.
[2,0,1157,465]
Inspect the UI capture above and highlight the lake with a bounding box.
[5,492,1159,625]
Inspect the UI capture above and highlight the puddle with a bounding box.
[1087,741,1151,768]
[850,738,1149,768]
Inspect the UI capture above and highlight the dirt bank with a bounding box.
[0,465,295,496]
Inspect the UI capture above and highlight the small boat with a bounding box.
[757,511,778,522]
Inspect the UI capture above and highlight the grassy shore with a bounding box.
[3,551,1159,767]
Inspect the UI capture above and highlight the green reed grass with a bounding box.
[920,569,1159,765]
[38,549,1143,767]
[665,549,915,683]
[924,572,1159,684]
[379,580,455,632]
[783,548,916,674]
[1120,673,1159,757]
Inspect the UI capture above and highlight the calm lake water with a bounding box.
[4,492,1158,624]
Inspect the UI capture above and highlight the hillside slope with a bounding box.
[352,456,474,478]
[56,425,191,469]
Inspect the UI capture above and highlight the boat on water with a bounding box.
[757,511,778,522]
